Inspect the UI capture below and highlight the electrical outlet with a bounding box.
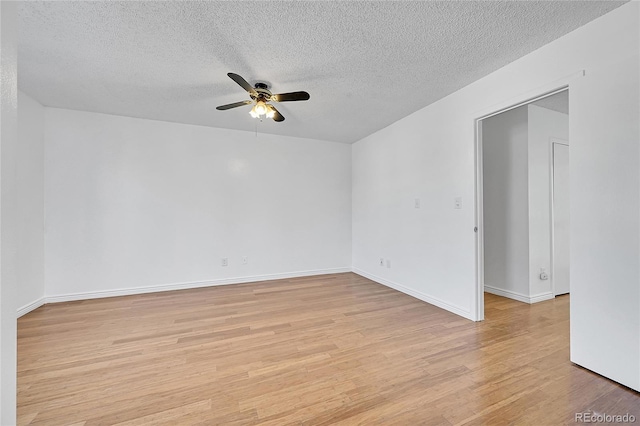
[221,258,228,267]
[454,197,463,209]
[242,256,248,265]
[539,267,549,280]
[380,258,384,267]
[386,259,391,268]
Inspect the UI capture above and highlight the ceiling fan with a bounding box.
[216,73,310,122]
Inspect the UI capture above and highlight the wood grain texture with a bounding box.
[17,273,639,425]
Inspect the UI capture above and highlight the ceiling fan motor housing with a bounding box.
[252,82,272,101]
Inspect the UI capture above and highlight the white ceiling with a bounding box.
[18,1,624,144]
[532,91,569,115]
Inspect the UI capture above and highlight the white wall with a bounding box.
[527,105,568,298]
[0,2,18,423]
[482,107,530,298]
[16,91,45,313]
[44,108,352,299]
[352,2,639,391]
[570,37,639,390]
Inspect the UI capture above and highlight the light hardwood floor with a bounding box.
[18,273,640,425]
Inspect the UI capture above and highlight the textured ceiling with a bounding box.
[532,91,569,115]
[18,1,624,144]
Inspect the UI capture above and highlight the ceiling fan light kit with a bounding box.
[249,100,273,119]
[216,73,310,123]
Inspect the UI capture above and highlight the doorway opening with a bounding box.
[476,88,569,320]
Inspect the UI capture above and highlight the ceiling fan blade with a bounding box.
[273,91,310,102]
[216,100,252,110]
[227,73,257,96]
[268,104,285,122]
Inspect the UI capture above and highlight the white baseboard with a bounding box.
[352,268,474,321]
[17,297,46,318]
[42,267,352,305]
[20,267,486,322]
[484,285,554,304]
[529,292,555,303]
[484,285,530,303]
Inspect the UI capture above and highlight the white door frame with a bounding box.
[550,138,569,296]
[474,82,574,321]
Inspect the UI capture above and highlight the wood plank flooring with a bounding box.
[17,273,640,425]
